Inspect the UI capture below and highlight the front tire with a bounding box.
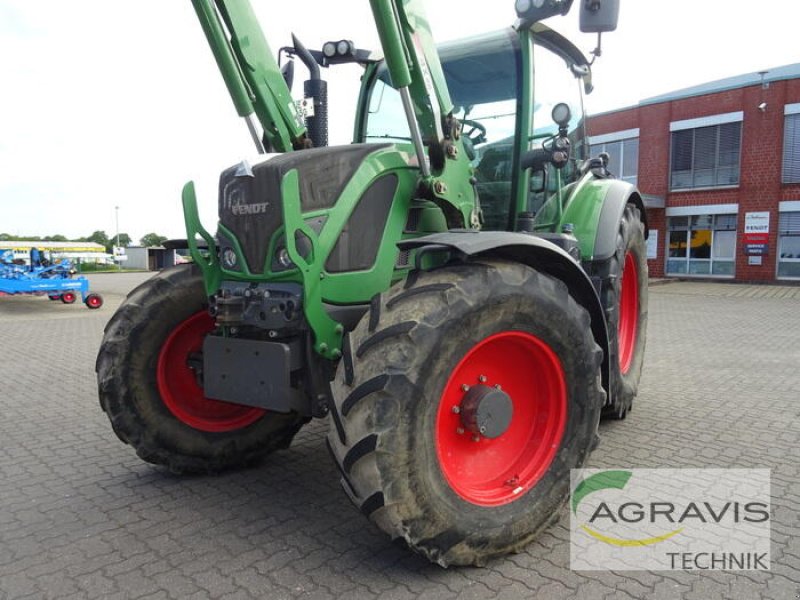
[327,260,604,566]
[96,264,307,473]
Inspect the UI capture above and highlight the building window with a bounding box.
[670,122,741,190]
[590,137,639,185]
[667,214,737,276]
[778,211,800,278]
[783,112,800,183]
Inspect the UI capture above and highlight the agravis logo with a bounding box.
[572,470,684,546]
[570,468,771,571]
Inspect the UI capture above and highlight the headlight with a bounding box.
[222,247,238,269]
[337,40,352,56]
[322,42,337,58]
[515,0,532,12]
[276,247,294,269]
[551,102,572,128]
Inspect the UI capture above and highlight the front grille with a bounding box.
[218,163,283,274]
[218,145,391,274]
[396,249,410,268]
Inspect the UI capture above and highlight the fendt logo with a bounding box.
[570,469,771,571]
[224,186,270,216]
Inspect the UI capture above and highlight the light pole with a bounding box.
[115,205,120,271]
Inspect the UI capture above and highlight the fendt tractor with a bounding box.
[97,0,648,566]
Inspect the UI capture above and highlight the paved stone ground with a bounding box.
[0,275,798,600]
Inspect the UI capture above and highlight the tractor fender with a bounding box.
[398,230,610,400]
[591,180,648,262]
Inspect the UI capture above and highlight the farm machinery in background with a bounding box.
[0,249,103,308]
[97,0,648,566]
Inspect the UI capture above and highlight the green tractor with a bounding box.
[97,0,648,566]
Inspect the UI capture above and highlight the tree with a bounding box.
[140,233,168,247]
[83,230,116,253]
[114,233,132,248]
[0,233,73,242]
[86,230,110,248]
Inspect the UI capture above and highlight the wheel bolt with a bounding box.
[451,405,461,414]
[461,384,470,392]
[472,434,481,442]
[456,427,465,435]
[478,375,487,383]
[479,426,486,434]
[495,384,502,391]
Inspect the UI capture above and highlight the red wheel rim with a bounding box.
[435,331,567,506]
[618,252,639,374]
[157,311,265,432]
[62,292,76,303]
[87,296,102,308]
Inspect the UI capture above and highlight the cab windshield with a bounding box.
[364,29,586,229]
[366,31,520,151]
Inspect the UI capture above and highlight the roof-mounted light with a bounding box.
[515,0,573,24]
[322,42,336,58]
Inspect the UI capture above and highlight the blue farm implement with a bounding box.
[0,262,103,309]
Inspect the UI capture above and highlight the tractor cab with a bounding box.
[357,24,591,231]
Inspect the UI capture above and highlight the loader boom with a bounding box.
[370,0,478,227]
[370,0,455,155]
[191,0,307,152]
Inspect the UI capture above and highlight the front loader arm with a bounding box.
[369,0,477,227]
[191,0,307,153]
[370,0,454,145]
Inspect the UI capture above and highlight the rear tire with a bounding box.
[327,260,604,566]
[96,264,307,473]
[592,203,648,419]
[61,292,76,304]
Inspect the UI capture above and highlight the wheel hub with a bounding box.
[157,311,266,432]
[436,331,567,506]
[459,384,513,439]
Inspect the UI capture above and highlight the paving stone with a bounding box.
[1,277,798,599]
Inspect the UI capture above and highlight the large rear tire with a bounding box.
[593,203,648,419]
[96,264,307,473]
[327,260,604,566]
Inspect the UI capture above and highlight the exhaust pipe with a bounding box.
[292,34,328,148]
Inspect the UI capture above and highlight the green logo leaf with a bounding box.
[571,470,632,514]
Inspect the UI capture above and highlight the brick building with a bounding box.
[587,64,800,282]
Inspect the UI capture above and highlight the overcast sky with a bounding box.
[0,1,796,242]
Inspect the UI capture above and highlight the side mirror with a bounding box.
[580,0,619,33]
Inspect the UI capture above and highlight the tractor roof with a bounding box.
[378,25,592,106]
